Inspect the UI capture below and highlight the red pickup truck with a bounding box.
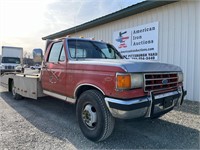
[1,37,186,142]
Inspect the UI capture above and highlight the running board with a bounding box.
[43,90,76,104]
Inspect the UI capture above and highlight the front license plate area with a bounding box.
[163,97,174,109]
[151,95,175,117]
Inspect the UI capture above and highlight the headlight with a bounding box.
[15,65,22,70]
[116,73,143,90]
[131,74,144,88]
[178,72,183,82]
[0,65,5,69]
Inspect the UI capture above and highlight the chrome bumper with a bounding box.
[0,69,20,74]
[105,88,187,119]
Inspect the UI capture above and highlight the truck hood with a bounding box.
[71,59,182,73]
[0,63,19,67]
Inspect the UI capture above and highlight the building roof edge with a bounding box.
[42,0,178,40]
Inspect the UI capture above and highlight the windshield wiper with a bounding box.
[90,42,107,59]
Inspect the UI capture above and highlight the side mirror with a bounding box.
[33,48,43,64]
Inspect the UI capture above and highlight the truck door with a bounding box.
[41,41,67,96]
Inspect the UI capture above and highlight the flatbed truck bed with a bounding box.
[1,73,45,99]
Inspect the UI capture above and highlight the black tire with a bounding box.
[11,80,23,100]
[76,90,115,142]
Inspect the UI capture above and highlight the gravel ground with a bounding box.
[0,86,199,150]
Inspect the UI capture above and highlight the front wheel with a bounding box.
[76,90,115,142]
[11,80,23,100]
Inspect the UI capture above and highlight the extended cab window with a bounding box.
[48,42,65,62]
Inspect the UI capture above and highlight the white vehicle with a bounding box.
[0,46,23,74]
[30,64,41,70]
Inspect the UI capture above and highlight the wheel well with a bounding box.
[8,78,13,92]
[75,85,104,101]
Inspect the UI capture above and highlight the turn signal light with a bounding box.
[116,74,131,90]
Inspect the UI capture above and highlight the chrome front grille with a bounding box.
[144,73,178,92]
[5,66,15,69]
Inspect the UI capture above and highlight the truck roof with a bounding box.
[45,37,109,51]
[2,46,23,49]
[49,37,107,43]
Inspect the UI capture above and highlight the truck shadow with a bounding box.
[1,91,199,149]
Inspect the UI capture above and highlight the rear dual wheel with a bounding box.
[76,90,115,142]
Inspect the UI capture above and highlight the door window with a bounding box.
[48,42,65,62]
[59,47,66,61]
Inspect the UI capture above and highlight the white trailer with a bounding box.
[0,46,23,74]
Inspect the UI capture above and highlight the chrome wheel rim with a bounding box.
[82,104,97,128]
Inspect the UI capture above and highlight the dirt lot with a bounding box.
[0,85,199,150]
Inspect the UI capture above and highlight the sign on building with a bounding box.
[113,22,159,60]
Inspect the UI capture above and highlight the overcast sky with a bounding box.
[0,0,144,55]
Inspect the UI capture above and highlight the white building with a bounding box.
[43,0,200,101]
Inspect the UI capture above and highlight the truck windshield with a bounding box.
[1,57,20,64]
[68,40,123,59]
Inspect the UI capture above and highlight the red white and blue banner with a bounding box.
[113,22,159,60]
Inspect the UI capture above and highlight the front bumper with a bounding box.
[105,88,187,119]
[0,69,21,74]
